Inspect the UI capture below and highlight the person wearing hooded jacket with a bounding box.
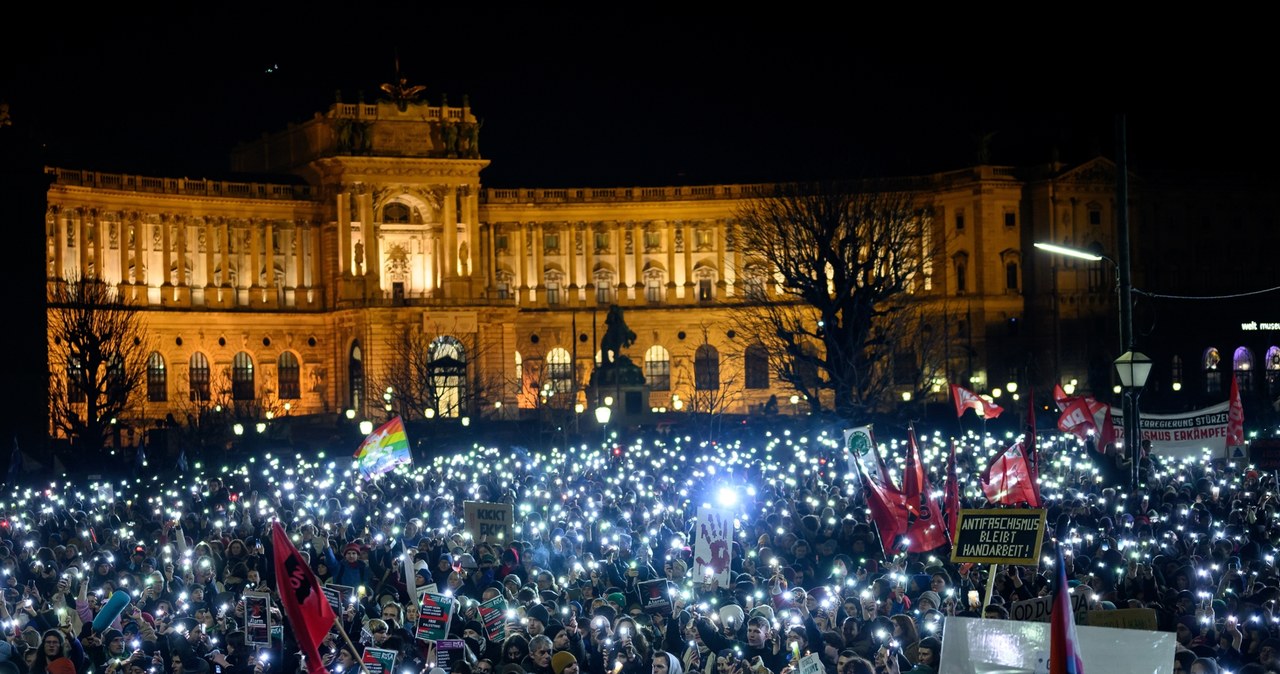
[326,544,373,590]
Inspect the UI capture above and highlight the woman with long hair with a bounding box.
[29,630,75,674]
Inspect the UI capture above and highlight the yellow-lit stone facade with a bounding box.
[43,96,1124,436]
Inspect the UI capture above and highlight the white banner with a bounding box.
[939,616,1174,674]
[693,506,734,587]
[1112,401,1231,460]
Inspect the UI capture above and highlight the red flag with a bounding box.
[944,440,960,545]
[1227,373,1245,448]
[902,427,925,511]
[952,384,1004,419]
[1056,394,1116,451]
[980,442,1041,506]
[272,521,337,674]
[855,447,949,556]
[1051,547,1085,674]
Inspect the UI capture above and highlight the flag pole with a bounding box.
[333,615,375,674]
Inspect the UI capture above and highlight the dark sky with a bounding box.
[4,10,1274,188]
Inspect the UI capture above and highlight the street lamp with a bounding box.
[1034,111,1143,489]
[595,404,612,445]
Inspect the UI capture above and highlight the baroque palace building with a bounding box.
[47,90,1258,443]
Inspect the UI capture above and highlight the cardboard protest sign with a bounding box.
[478,595,508,642]
[1009,590,1089,624]
[243,592,272,645]
[693,506,733,587]
[362,648,398,674]
[415,591,455,642]
[950,509,1046,565]
[638,578,675,615]
[464,501,514,543]
[1087,608,1158,631]
[796,653,823,674]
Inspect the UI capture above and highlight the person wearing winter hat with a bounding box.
[550,652,577,674]
[606,593,627,611]
[526,604,551,637]
[915,591,941,613]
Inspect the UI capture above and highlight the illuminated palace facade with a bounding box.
[43,94,1170,437]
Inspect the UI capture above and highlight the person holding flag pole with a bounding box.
[271,520,373,674]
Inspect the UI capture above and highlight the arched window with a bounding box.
[1266,346,1280,395]
[1204,347,1222,396]
[383,202,410,224]
[546,347,574,395]
[695,344,720,390]
[189,352,211,402]
[106,355,126,406]
[644,345,670,391]
[232,352,255,400]
[278,352,301,400]
[1234,346,1255,393]
[429,336,467,418]
[745,344,770,389]
[349,341,364,413]
[147,352,167,402]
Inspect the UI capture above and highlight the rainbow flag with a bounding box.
[354,416,412,479]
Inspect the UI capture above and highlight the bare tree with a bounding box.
[672,336,744,442]
[732,181,936,418]
[373,326,510,422]
[47,273,152,454]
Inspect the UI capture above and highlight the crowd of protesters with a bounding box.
[0,421,1272,674]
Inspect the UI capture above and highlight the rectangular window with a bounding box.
[955,209,965,231]
[596,281,613,304]
[497,281,510,300]
[545,281,561,305]
[645,277,663,303]
[544,234,559,253]
[1004,210,1016,228]
[595,232,610,252]
[496,234,509,253]
[1089,210,1102,226]
[698,278,713,301]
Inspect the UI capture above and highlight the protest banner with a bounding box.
[1087,608,1158,631]
[478,595,508,642]
[638,578,675,615]
[464,501,514,543]
[362,648,397,674]
[435,639,467,672]
[950,509,1046,565]
[693,506,733,587]
[1009,590,1089,624]
[939,616,1174,674]
[243,592,272,645]
[1112,401,1230,459]
[796,653,823,674]
[321,584,354,634]
[416,591,455,642]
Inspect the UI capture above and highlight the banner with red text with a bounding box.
[1111,401,1231,460]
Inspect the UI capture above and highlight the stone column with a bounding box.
[443,186,458,280]
[358,191,378,287]
[533,222,545,299]
[632,222,645,302]
[337,191,352,276]
[117,216,129,285]
[92,210,105,280]
[715,219,727,294]
[583,223,596,302]
[264,220,276,287]
[248,219,261,289]
[284,225,297,289]
[513,224,526,298]
[52,208,65,279]
[135,216,147,285]
[567,222,579,299]
[76,209,89,276]
[204,218,216,288]
[219,219,231,286]
[682,221,694,302]
[616,223,628,301]
[160,215,172,286]
[665,220,677,302]
[462,185,478,278]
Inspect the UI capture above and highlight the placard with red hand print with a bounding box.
[693,507,733,587]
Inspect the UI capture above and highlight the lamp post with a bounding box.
[1033,114,1147,490]
[595,403,611,446]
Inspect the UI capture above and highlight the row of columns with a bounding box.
[48,207,319,292]
[499,220,732,301]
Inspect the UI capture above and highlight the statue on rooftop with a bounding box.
[379,58,426,112]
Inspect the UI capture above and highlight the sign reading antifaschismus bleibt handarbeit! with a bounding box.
[949,508,1047,565]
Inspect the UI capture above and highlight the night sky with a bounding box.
[4,10,1274,188]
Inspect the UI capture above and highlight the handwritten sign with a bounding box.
[950,509,1046,565]
[1010,590,1089,624]
[464,501,514,543]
